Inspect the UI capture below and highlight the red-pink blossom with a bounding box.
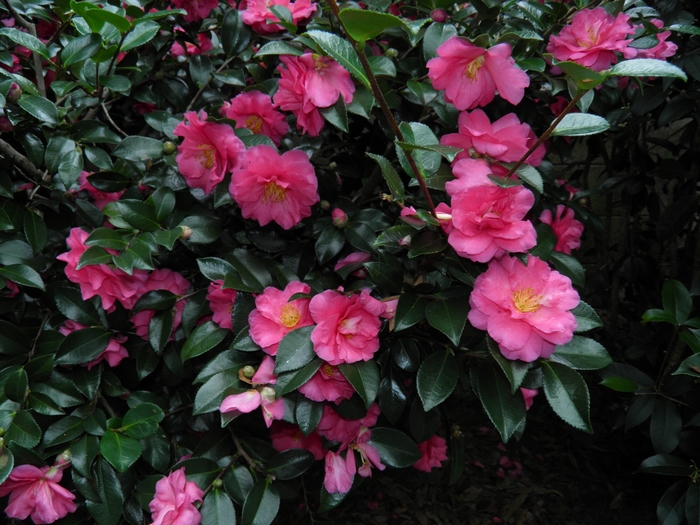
[269,421,324,460]
[170,32,213,58]
[440,109,545,166]
[59,320,129,370]
[130,269,190,340]
[309,289,386,365]
[77,171,124,210]
[413,435,448,472]
[520,387,538,410]
[230,145,319,230]
[446,162,537,263]
[149,468,203,525]
[468,255,580,362]
[206,280,237,330]
[623,19,678,60]
[352,429,385,478]
[133,102,157,115]
[170,0,219,22]
[220,386,285,427]
[240,0,316,34]
[4,279,19,297]
[323,451,354,494]
[331,208,348,228]
[57,228,149,311]
[0,465,77,524]
[539,205,584,255]
[334,252,371,272]
[316,403,380,449]
[220,91,289,146]
[174,110,246,195]
[298,362,355,403]
[547,7,634,72]
[427,37,530,110]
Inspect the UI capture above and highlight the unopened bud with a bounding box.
[331,208,347,228]
[328,162,337,170]
[431,8,447,22]
[0,116,13,133]
[7,83,21,101]
[179,226,193,239]
[319,200,330,211]
[212,479,223,489]
[260,386,276,403]
[55,449,71,465]
[385,48,399,58]
[398,235,411,247]
[241,366,256,378]
[0,427,5,437]
[163,141,176,155]
[352,269,367,279]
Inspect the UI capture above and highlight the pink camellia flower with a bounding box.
[440,109,546,167]
[316,403,381,448]
[331,208,348,228]
[468,255,580,362]
[59,320,129,370]
[249,281,313,355]
[324,451,354,494]
[170,0,219,23]
[539,205,584,255]
[350,428,385,478]
[413,435,449,472]
[170,32,214,58]
[0,465,77,524]
[269,421,324,460]
[0,115,14,132]
[230,144,319,230]
[309,289,386,366]
[547,7,634,72]
[427,37,530,110]
[240,0,316,34]
[174,110,246,195]
[221,91,289,146]
[520,387,538,410]
[298,362,355,403]
[130,269,190,340]
[4,279,19,297]
[334,252,371,272]
[446,161,537,263]
[273,53,355,136]
[149,468,203,525]
[57,228,149,311]
[206,280,237,330]
[623,19,678,60]
[77,171,125,210]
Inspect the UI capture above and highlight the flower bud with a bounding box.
[431,9,447,22]
[385,48,399,58]
[331,208,347,228]
[0,427,5,437]
[319,200,330,211]
[241,365,256,378]
[212,479,223,489]
[260,386,276,404]
[55,449,71,466]
[179,226,193,239]
[0,116,13,132]
[7,83,21,101]
[328,162,337,170]
[163,141,176,155]
[398,235,411,247]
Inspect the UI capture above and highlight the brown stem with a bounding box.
[324,0,437,217]
[102,103,128,137]
[2,0,46,98]
[0,137,46,180]
[227,426,264,474]
[505,90,586,179]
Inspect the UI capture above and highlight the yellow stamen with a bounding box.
[465,55,485,82]
[262,182,286,204]
[197,144,215,169]
[280,303,300,328]
[512,287,542,313]
[246,115,264,134]
[322,364,335,378]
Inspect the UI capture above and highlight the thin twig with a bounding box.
[0,137,46,180]
[102,103,128,137]
[2,0,46,97]
[186,55,237,112]
[227,426,263,473]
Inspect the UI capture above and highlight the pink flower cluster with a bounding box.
[171,0,219,23]
[76,171,124,210]
[206,280,237,330]
[0,465,76,524]
[149,468,203,525]
[130,268,191,340]
[539,205,584,255]
[273,52,355,136]
[220,91,289,146]
[240,0,316,34]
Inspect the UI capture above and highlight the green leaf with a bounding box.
[28,392,64,416]
[122,20,160,51]
[222,8,252,57]
[550,251,585,286]
[608,58,687,81]
[266,449,315,480]
[77,246,112,269]
[61,33,102,66]
[551,113,610,137]
[86,459,125,525]
[224,465,254,506]
[338,8,407,42]
[274,326,316,374]
[416,350,458,411]
[396,142,462,163]
[190,55,214,87]
[295,396,323,436]
[132,290,177,314]
[122,403,164,439]
[549,336,612,370]
[241,479,280,525]
[0,28,49,59]
[193,370,240,415]
[4,367,27,403]
[600,375,639,392]
[0,448,14,485]
[663,280,692,326]
[474,361,526,442]
[306,30,370,89]
[100,429,142,472]
[70,434,99,478]
[198,257,236,282]
[179,215,221,244]
[18,95,59,127]
[556,61,606,89]
[23,210,47,254]
[202,489,236,525]
[276,358,322,397]
[0,264,43,290]
[408,230,447,258]
[319,487,347,513]
[116,199,160,231]
[367,153,405,201]
[673,353,700,378]
[658,481,687,525]
[394,293,427,331]
[571,301,603,332]
[320,98,348,133]
[487,337,530,394]
[148,186,176,223]
[638,454,693,476]
[368,427,421,467]
[255,41,303,57]
[651,399,682,454]
[336,360,379,408]
[112,136,164,162]
[423,22,457,60]
[643,308,677,325]
[181,321,228,361]
[315,227,345,265]
[514,164,544,194]
[84,9,131,33]
[425,298,468,346]
[687,480,700,525]
[148,311,172,355]
[55,328,111,366]
[43,415,84,446]
[542,361,592,433]
[6,410,41,448]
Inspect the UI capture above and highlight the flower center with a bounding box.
[262,182,286,204]
[512,287,542,313]
[322,364,335,378]
[196,144,216,169]
[245,115,264,134]
[280,303,300,328]
[465,55,485,82]
[339,316,361,338]
[314,54,329,72]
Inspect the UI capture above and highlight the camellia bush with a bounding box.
[0,0,692,523]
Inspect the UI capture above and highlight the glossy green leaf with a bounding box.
[556,60,606,89]
[193,370,240,415]
[100,429,142,472]
[367,153,405,200]
[663,280,692,326]
[222,8,252,57]
[315,227,345,265]
[181,321,228,361]
[202,489,236,525]
[416,351,458,411]
[609,58,687,80]
[266,449,315,480]
[394,293,427,331]
[306,30,370,89]
[122,20,160,51]
[4,367,27,403]
[408,230,447,258]
[378,372,406,425]
[86,459,124,525]
[0,28,49,59]
[339,360,380,408]
[276,358,322,396]
[651,399,682,454]
[116,199,160,231]
[638,454,693,476]
[368,427,421,467]
[112,136,164,162]
[0,447,14,485]
[339,8,407,42]
[551,113,610,137]
[657,481,687,525]
[43,415,84,446]
[0,264,43,290]
[6,410,41,448]
[474,361,526,442]
[122,403,164,439]
[549,336,612,370]
[599,375,639,392]
[23,210,47,254]
[487,338,530,394]
[425,298,468,346]
[542,361,592,433]
[132,290,177,314]
[571,301,603,332]
[55,328,111,365]
[295,396,323,436]
[224,465,255,506]
[241,479,280,525]
[149,309,174,354]
[274,326,315,373]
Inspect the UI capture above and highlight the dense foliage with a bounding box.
[0,0,693,523]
